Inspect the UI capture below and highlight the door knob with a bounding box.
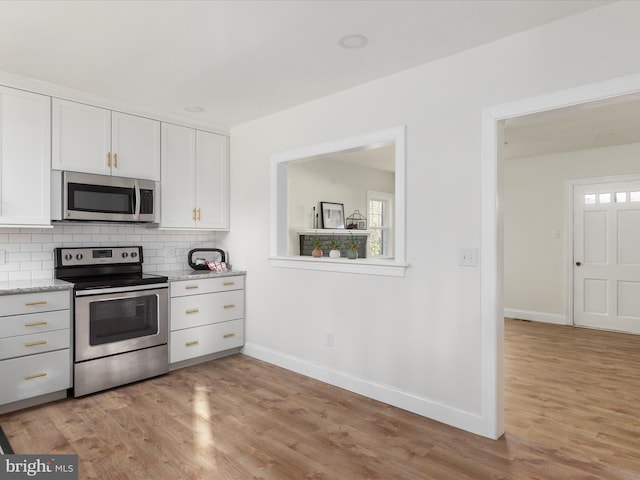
[575,261,582,266]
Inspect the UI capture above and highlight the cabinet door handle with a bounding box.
[197,208,201,221]
[25,373,47,381]
[25,321,48,327]
[223,282,235,286]
[114,152,118,168]
[223,333,235,339]
[185,340,199,347]
[25,340,48,348]
[185,308,199,315]
[25,301,47,307]
[192,208,197,221]
[185,285,199,290]
[223,304,236,309]
[107,151,111,167]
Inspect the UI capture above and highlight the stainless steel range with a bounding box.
[54,246,169,397]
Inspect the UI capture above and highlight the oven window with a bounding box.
[89,294,158,345]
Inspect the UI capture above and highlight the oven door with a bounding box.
[74,285,168,362]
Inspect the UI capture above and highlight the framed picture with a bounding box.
[320,202,345,229]
[358,220,367,230]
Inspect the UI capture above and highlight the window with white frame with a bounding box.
[367,190,394,258]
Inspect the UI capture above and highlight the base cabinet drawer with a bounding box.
[0,329,70,361]
[171,275,244,297]
[171,289,244,330]
[170,319,244,363]
[2,290,70,317]
[0,349,71,405]
[0,309,70,338]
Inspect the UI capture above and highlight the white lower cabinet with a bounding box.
[170,275,245,366]
[0,290,72,409]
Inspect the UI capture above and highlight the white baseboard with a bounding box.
[242,342,487,437]
[504,308,567,325]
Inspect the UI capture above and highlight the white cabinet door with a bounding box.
[112,112,160,181]
[160,123,196,228]
[160,124,230,230]
[52,98,111,175]
[196,131,229,230]
[0,87,51,226]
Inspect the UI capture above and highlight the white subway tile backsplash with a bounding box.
[0,224,218,281]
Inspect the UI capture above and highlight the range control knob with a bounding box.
[76,254,83,261]
[122,252,129,259]
[131,251,138,258]
[64,254,73,261]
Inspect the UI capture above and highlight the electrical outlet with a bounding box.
[325,331,335,347]
[458,248,478,266]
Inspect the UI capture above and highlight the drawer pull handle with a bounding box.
[185,285,199,290]
[223,304,236,309]
[25,341,48,348]
[185,341,199,347]
[223,333,235,339]
[25,321,48,327]
[25,301,47,307]
[223,282,235,286]
[25,373,47,381]
[185,309,199,315]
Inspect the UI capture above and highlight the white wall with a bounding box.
[0,225,218,281]
[504,142,640,324]
[221,2,640,437]
[287,159,394,254]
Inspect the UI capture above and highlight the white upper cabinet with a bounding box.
[52,98,160,181]
[111,111,161,180]
[160,123,196,229]
[195,130,229,230]
[160,123,229,230]
[0,87,51,226]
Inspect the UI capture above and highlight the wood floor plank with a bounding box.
[2,319,640,478]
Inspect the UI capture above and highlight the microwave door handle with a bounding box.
[133,180,141,219]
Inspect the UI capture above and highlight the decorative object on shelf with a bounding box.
[346,210,367,230]
[311,236,324,257]
[320,202,345,229]
[328,233,342,258]
[345,232,359,259]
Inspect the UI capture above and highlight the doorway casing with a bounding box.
[480,72,640,440]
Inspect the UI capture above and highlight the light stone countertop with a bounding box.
[157,268,247,282]
[0,279,74,296]
[0,269,246,295]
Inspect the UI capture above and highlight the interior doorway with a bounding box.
[480,73,640,440]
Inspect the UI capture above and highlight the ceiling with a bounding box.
[503,93,640,159]
[0,0,611,129]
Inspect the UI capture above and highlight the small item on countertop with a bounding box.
[206,261,228,272]
[195,258,206,265]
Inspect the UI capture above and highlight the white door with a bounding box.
[574,180,640,334]
[111,112,160,181]
[195,130,229,230]
[0,87,51,225]
[52,98,111,175]
[160,123,196,228]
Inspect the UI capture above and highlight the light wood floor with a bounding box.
[2,319,640,479]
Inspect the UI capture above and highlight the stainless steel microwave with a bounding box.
[51,171,158,223]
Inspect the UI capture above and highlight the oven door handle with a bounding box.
[75,283,169,297]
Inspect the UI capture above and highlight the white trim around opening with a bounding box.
[481,72,640,440]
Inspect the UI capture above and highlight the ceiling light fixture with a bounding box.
[338,34,368,49]
[184,106,205,113]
